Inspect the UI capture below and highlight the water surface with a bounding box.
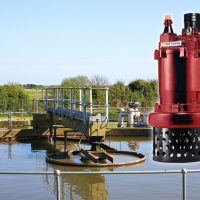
[0,136,199,200]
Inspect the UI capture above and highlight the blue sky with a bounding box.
[0,0,199,85]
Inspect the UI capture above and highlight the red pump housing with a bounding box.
[148,13,200,162]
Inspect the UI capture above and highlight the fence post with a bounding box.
[79,88,82,111]
[55,170,61,200]
[105,87,109,123]
[83,87,87,123]
[53,127,57,148]
[182,168,187,200]
[70,87,73,118]
[8,112,12,129]
[36,89,39,113]
[89,87,93,114]
[45,89,48,112]
[61,88,64,117]
[53,88,56,114]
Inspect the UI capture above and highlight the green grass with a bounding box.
[107,122,118,128]
[24,89,43,99]
[0,113,33,121]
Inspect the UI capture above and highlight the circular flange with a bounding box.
[46,150,145,167]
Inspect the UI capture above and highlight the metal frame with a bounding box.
[0,112,31,129]
[44,87,109,124]
[0,168,199,200]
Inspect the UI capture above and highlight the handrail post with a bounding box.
[182,168,187,200]
[79,88,82,111]
[36,89,38,113]
[83,87,87,123]
[90,87,93,114]
[45,89,48,112]
[61,88,64,117]
[53,127,57,147]
[105,87,109,123]
[55,170,61,200]
[8,112,12,129]
[70,87,73,118]
[56,88,59,108]
[53,88,56,113]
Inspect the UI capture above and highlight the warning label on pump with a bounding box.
[160,41,182,47]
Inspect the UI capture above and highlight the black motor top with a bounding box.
[184,13,200,30]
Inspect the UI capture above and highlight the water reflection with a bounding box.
[128,141,140,151]
[61,171,108,200]
[0,136,150,200]
[30,140,109,200]
[2,136,200,200]
[8,143,12,159]
[105,135,152,152]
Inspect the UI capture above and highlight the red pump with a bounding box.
[149,13,200,162]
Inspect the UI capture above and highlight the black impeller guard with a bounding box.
[153,127,200,162]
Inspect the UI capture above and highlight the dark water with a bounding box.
[0,136,200,200]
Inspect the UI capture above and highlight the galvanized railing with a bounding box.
[1,168,200,200]
[0,111,31,129]
[44,87,109,124]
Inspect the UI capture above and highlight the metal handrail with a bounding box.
[0,168,198,200]
[44,87,109,123]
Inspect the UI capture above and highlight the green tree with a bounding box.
[109,81,131,107]
[128,79,157,107]
[0,83,31,112]
[61,75,91,88]
[90,75,109,106]
[61,75,92,103]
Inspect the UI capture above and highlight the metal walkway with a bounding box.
[44,87,109,124]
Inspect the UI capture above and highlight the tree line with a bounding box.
[0,83,31,112]
[61,75,157,108]
[0,75,158,112]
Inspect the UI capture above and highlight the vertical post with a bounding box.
[54,127,57,148]
[53,88,56,113]
[56,88,59,108]
[49,112,53,142]
[90,87,93,114]
[83,87,87,123]
[79,88,82,111]
[61,88,64,117]
[36,89,39,113]
[64,131,67,152]
[105,87,109,123]
[8,112,12,129]
[45,89,48,112]
[182,168,187,200]
[70,87,73,118]
[33,99,35,113]
[42,89,44,112]
[55,170,61,200]
[42,88,44,101]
